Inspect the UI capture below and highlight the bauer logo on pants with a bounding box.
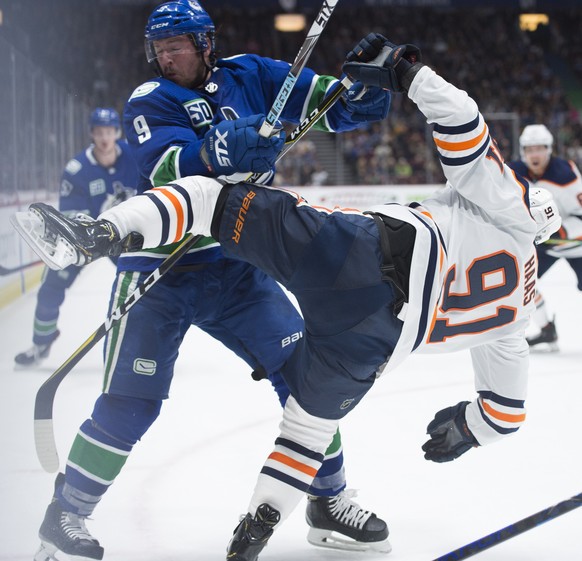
[133,358,157,376]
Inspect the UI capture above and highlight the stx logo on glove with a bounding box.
[214,129,232,168]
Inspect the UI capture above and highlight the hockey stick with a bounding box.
[0,260,43,276]
[247,75,354,183]
[432,491,582,560]
[544,238,582,246]
[278,75,353,161]
[258,0,340,138]
[33,233,199,472]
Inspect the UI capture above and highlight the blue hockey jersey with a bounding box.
[59,141,139,219]
[121,53,363,272]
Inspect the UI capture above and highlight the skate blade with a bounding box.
[11,209,77,271]
[307,528,392,554]
[35,540,102,561]
[528,341,559,353]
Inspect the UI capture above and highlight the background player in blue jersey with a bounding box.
[508,124,582,350]
[29,2,392,560]
[14,108,138,368]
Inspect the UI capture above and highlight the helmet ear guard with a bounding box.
[144,1,216,76]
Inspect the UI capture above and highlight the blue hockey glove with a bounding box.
[422,401,479,463]
[343,38,423,93]
[202,114,285,175]
[344,82,391,122]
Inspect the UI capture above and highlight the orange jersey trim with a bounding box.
[267,451,319,477]
[152,186,184,243]
[482,400,526,423]
[434,124,487,152]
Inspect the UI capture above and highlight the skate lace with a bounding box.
[60,512,95,542]
[328,489,372,529]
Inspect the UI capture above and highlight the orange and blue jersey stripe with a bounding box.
[477,390,526,435]
[433,114,490,167]
[260,437,324,492]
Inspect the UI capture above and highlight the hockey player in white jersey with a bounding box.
[13,34,561,561]
[508,124,582,350]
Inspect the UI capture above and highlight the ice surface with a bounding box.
[1,257,581,560]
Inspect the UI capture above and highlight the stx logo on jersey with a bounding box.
[214,129,232,168]
[232,190,256,244]
[184,98,213,129]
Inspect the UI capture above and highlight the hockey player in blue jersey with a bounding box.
[14,34,562,561]
[508,124,582,350]
[24,3,393,560]
[14,108,138,368]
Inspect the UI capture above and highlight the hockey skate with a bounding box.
[11,203,141,271]
[34,499,104,561]
[226,503,280,561]
[305,489,391,553]
[14,331,59,368]
[526,320,558,352]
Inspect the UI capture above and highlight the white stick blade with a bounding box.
[34,419,60,473]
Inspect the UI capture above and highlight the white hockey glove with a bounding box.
[544,215,582,258]
[529,187,561,245]
[11,203,143,270]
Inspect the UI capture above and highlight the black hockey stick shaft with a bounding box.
[433,491,582,560]
[278,75,352,161]
[0,260,43,275]
[258,0,340,138]
[247,75,353,183]
[33,233,200,472]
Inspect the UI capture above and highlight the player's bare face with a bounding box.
[154,36,209,89]
[91,126,117,154]
[523,145,551,177]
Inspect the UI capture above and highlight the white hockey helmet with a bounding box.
[519,124,553,159]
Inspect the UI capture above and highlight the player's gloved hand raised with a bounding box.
[422,401,479,463]
[529,187,561,245]
[343,34,423,93]
[344,82,391,122]
[202,114,285,175]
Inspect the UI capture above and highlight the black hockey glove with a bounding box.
[346,32,391,64]
[343,39,423,93]
[422,401,479,463]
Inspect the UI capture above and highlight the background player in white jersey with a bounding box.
[14,108,138,368]
[18,3,393,560]
[507,124,582,350]
[14,33,561,561]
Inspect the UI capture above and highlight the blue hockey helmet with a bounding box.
[89,107,121,130]
[144,1,216,72]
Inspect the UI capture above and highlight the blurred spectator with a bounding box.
[2,1,582,187]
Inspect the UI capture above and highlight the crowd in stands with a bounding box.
[2,1,582,187]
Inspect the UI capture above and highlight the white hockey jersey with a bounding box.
[101,67,540,447]
[368,66,538,445]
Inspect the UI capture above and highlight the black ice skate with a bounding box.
[34,499,104,561]
[226,503,280,561]
[526,320,558,352]
[14,331,60,368]
[305,489,391,553]
[11,202,142,270]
